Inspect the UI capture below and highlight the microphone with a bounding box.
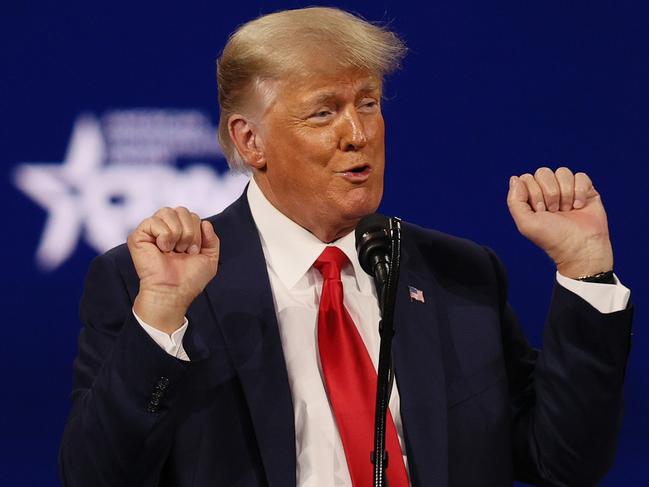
[355,214,391,307]
[355,213,403,487]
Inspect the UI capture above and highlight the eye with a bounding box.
[359,99,379,112]
[312,109,332,118]
[307,108,335,123]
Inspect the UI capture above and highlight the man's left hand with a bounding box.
[507,167,613,279]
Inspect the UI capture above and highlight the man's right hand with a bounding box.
[127,207,220,334]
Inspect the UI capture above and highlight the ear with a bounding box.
[228,114,266,170]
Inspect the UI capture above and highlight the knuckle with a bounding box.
[534,166,551,177]
[167,227,180,240]
[149,217,167,233]
[155,206,173,216]
[182,231,194,243]
[182,223,195,239]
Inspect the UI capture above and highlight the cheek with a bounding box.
[270,129,338,177]
[367,114,385,140]
[302,130,339,162]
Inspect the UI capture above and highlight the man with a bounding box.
[59,7,632,487]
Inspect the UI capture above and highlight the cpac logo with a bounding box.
[13,110,248,271]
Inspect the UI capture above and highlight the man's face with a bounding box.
[253,68,385,242]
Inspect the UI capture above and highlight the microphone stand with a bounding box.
[371,218,401,487]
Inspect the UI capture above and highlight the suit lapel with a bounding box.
[181,195,453,486]
[198,193,296,487]
[393,247,450,487]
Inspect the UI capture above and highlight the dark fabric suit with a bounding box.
[59,192,633,486]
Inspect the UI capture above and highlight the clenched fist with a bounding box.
[128,206,220,334]
[507,167,613,279]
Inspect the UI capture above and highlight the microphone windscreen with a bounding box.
[355,213,390,276]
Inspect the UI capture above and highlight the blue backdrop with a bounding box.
[1,1,647,485]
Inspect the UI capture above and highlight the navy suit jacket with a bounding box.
[60,192,633,486]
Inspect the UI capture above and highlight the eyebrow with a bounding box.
[304,81,382,106]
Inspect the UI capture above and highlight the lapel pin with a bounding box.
[408,286,425,303]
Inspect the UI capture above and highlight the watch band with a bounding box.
[577,270,615,284]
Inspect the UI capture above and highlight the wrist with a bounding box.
[554,237,613,280]
[134,291,189,334]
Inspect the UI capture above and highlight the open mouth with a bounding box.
[339,164,371,178]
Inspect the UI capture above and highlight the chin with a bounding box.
[341,192,382,222]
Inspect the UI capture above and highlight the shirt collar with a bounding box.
[246,177,370,293]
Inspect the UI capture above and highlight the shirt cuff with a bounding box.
[555,272,631,314]
[132,309,191,361]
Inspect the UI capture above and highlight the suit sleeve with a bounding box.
[486,249,634,487]
[59,251,193,486]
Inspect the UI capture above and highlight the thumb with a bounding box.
[506,176,533,228]
[200,221,220,258]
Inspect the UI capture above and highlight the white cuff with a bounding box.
[555,272,631,314]
[132,309,190,361]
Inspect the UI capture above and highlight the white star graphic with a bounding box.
[14,110,249,271]
[13,115,104,270]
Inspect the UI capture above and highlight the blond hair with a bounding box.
[216,7,407,171]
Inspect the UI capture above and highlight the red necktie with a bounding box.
[314,246,409,487]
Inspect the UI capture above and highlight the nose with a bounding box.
[338,106,367,151]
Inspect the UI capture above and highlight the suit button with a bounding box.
[147,377,169,412]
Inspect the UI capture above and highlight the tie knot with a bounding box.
[314,246,349,280]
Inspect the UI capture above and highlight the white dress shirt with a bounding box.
[135,177,630,486]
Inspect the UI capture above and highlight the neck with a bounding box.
[253,175,357,243]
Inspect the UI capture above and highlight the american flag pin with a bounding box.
[408,286,425,303]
